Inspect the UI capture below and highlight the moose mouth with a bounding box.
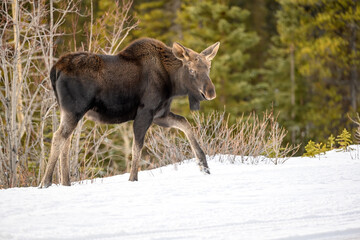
[199,90,207,100]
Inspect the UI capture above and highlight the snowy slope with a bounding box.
[1,147,360,240]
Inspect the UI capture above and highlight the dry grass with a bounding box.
[144,110,300,169]
[353,114,360,144]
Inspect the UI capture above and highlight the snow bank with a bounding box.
[1,147,360,240]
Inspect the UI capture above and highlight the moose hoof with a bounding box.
[128,174,138,182]
[38,181,52,189]
[61,181,71,187]
[200,166,210,175]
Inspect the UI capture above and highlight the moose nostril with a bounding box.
[207,89,216,99]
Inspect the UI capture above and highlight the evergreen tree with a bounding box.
[303,140,326,158]
[262,1,305,145]
[336,128,353,151]
[298,0,360,140]
[327,134,336,150]
[265,0,360,146]
[231,0,280,70]
[131,0,181,45]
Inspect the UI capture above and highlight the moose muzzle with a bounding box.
[200,83,216,100]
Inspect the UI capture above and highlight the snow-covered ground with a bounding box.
[1,147,360,240]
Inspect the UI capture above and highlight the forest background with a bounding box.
[80,0,360,146]
[0,0,359,188]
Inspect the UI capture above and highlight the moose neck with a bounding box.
[169,65,189,97]
[157,45,189,97]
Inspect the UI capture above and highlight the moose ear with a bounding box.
[201,42,220,61]
[172,42,190,62]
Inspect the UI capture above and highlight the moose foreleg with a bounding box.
[129,110,153,181]
[154,112,210,174]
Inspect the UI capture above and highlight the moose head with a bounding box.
[172,42,220,110]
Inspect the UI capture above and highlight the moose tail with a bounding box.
[50,66,59,104]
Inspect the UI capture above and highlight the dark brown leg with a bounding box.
[154,112,210,174]
[129,110,153,181]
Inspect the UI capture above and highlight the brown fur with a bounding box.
[57,52,103,74]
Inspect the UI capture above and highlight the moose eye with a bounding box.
[189,69,196,75]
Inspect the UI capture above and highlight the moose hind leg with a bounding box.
[39,112,78,188]
[60,135,72,186]
[129,141,141,181]
[154,112,210,174]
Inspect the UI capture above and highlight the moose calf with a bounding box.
[39,38,219,188]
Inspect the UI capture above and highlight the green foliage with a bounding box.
[303,140,327,158]
[336,128,353,151]
[303,140,316,157]
[326,134,336,150]
[303,129,354,157]
[264,0,360,149]
[131,0,179,45]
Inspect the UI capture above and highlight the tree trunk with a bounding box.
[290,44,296,143]
[88,0,93,52]
[12,0,24,129]
[165,0,182,41]
[10,0,22,187]
[350,22,358,112]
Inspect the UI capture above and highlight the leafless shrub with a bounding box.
[89,0,138,54]
[146,127,190,169]
[351,114,360,143]
[145,110,299,168]
[264,119,300,165]
[69,119,133,182]
[0,0,137,188]
[349,114,360,159]
[0,0,79,188]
